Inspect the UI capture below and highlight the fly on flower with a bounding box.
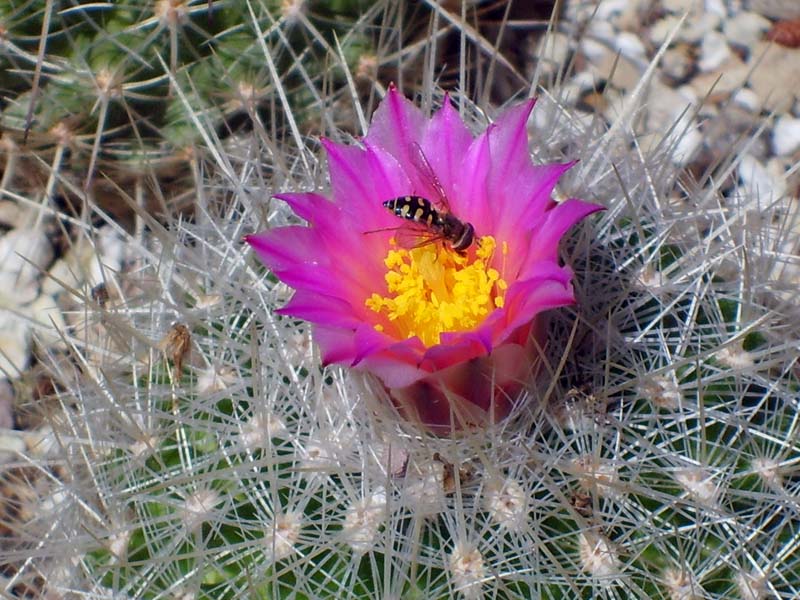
[381,142,476,254]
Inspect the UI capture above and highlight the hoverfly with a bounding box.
[381,142,476,254]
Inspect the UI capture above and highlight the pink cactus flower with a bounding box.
[247,85,603,433]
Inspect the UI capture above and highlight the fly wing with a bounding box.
[409,142,450,213]
[363,220,442,250]
[393,222,444,250]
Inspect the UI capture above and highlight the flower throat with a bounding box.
[365,236,508,346]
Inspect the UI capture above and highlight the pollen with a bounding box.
[364,236,507,346]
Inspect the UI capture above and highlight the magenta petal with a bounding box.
[314,325,358,366]
[363,142,413,202]
[274,192,332,224]
[418,97,475,212]
[322,139,379,207]
[455,127,493,229]
[278,290,361,329]
[359,344,431,388]
[248,227,379,306]
[520,199,605,276]
[364,85,427,165]
[491,161,577,245]
[488,99,536,189]
[502,267,576,332]
[247,228,330,293]
[424,330,492,369]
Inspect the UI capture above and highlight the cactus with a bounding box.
[2,1,800,599]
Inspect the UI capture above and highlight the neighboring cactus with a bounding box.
[2,3,800,600]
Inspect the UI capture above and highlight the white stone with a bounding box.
[676,84,699,104]
[26,293,68,349]
[661,0,695,13]
[704,0,727,17]
[650,16,683,46]
[41,228,126,297]
[672,122,703,166]
[90,228,126,288]
[746,42,800,113]
[42,256,81,296]
[571,70,601,93]
[738,154,788,203]
[748,0,800,20]
[682,12,722,44]
[0,228,53,306]
[535,32,571,76]
[586,18,615,44]
[594,0,629,21]
[616,31,647,61]
[0,311,31,376]
[0,431,26,464]
[731,87,762,113]
[723,11,772,50]
[0,201,22,228]
[772,115,800,156]
[698,31,731,72]
[662,47,694,82]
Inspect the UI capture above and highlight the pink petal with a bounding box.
[314,324,359,365]
[500,268,576,333]
[358,338,431,388]
[247,227,379,305]
[246,228,331,294]
[491,161,577,245]
[322,139,412,230]
[364,84,426,166]
[322,139,380,208]
[487,99,536,183]
[519,199,605,277]
[417,96,475,213]
[423,330,492,370]
[274,192,331,223]
[454,127,493,229]
[278,290,362,329]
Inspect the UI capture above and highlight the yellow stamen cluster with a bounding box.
[365,236,508,347]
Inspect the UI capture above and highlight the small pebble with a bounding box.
[731,87,763,112]
[0,201,23,228]
[0,228,54,305]
[27,293,69,350]
[0,433,26,463]
[662,0,696,13]
[661,45,695,83]
[738,154,788,202]
[698,31,732,72]
[594,0,629,21]
[0,379,14,430]
[616,31,647,61]
[672,122,704,166]
[772,115,800,155]
[536,32,571,76]
[747,0,800,20]
[682,13,723,44]
[746,42,800,113]
[705,0,728,18]
[0,312,31,376]
[650,16,684,47]
[723,11,772,51]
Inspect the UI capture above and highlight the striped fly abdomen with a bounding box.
[383,196,439,228]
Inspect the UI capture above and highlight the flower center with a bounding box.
[365,236,508,346]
